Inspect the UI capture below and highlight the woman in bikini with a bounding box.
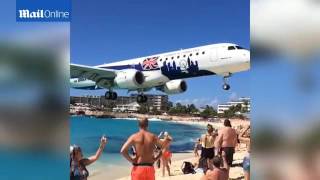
[70,135,107,180]
[160,132,173,177]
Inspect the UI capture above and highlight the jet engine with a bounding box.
[159,79,187,94]
[114,69,145,89]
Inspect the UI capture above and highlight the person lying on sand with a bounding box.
[120,117,163,180]
[201,151,229,180]
[160,131,173,177]
[70,135,107,180]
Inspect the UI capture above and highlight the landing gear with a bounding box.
[137,94,148,103]
[223,83,230,90]
[222,74,231,91]
[105,91,117,100]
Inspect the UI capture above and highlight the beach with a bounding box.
[71,116,250,180]
[88,145,248,180]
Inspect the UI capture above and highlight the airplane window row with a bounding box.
[160,51,205,61]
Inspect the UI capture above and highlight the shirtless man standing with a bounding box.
[120,117,162,180]
[215,119,238,168]
[200,124,218,170]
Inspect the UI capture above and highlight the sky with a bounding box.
[71,0,250,107]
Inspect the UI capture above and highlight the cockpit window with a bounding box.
[235,46,245,49]
[228,46,236,50]
[78,78,86,82]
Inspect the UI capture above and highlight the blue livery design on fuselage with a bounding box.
[160,57,215,79]
[101,57,213,80]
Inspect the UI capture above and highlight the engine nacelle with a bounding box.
[114,69,145,89]
[160,80,187,94]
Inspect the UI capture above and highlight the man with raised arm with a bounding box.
[120,117,162,180]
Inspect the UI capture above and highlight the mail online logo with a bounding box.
[16,0,71,22]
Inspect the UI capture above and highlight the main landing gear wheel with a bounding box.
[105,91,117,100]
[137,94,148,103]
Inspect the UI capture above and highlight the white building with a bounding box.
[217,97,251,114]
[217,104,233,114]
[112,102,140,113]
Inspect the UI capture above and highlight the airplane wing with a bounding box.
[70,64,117,86]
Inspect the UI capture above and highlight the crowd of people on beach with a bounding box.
[69,117,250,180]
[195,120,250,180]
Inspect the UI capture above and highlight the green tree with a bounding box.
[235,104,242,112]
[187,104,199,114]
[167,101,174,111]
[138,104,149,114]
[200,105,217,118]
[223,104,245,118]
[241,100,249,113]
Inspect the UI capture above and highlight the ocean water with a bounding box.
[70,116,206,177]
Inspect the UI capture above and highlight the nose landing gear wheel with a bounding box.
[222,74,231,91]
[223,84,230,90]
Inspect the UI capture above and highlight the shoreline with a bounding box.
[88,147,248,180]
[71,113,250,129]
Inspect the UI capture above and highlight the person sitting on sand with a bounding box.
[200,124,218,170]
[70,135,107,180]
[160,131,173,177]
[120,117,163,180]
[201,151,229,180]
[215,119,237,169]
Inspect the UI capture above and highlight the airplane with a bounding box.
[70,43,250,103]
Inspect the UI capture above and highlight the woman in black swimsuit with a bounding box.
[70,136,107,180]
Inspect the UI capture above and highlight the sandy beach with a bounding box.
[82,117,250,180]
[116,147,247,180]
[88,153,193,180]
[171,118,249,129]
[87,145,248,180]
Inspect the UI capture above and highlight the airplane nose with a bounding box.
[239,50,250,71]
[242,50,250,63]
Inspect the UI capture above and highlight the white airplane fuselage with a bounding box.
[70,43,250,91]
